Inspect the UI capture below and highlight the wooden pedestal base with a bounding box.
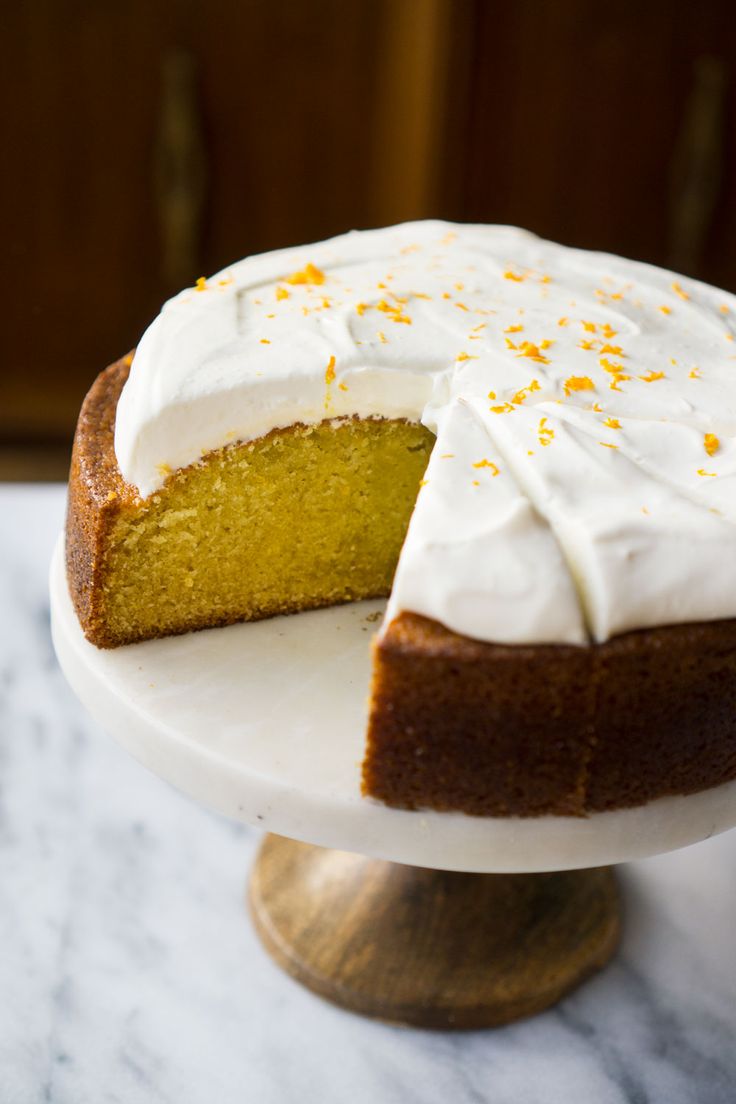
[248,834,621,1029]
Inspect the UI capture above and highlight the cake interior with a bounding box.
[98,418,434,645]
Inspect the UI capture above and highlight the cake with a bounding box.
[66,221,736,817]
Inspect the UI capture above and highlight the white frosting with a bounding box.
[115,220,736,645]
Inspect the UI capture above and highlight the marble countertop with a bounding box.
[2,485,735,1104]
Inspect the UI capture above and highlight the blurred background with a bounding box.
[4,0,736,480]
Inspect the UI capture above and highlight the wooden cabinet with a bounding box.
[3,0,735,475]
[447,1,736,288]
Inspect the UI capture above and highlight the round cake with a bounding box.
[66,220,736,817]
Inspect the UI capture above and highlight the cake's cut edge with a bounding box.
[66,357,434,648]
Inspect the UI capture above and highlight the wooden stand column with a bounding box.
[248,834,621,1030]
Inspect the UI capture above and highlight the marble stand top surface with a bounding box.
[1,485,735,1103]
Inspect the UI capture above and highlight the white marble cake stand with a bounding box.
[50,537,736,1028]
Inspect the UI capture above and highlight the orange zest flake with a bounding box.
[599,357,631,388]
[599,442,619,449]
[505,337,518,350]
[704,433,720,456]
[658,305,671,315]
[671,280,689,300]
[355,302,367,315]
[504,324,524,333]
[455,301,469,311]
[123,352,134,367]
[564,375,595,396]
[376,281,387,289]
[195,276,207,291]
[456,351,478,362]
[515,341,549,363]
[581,320,597,333]
[218,276,234,288]
[472,458,500,476]
[376,298,411,324]
[338,382,349,392]
[599,343,624,356]
[487,390,496,400]
[469,322,486,333]
[377,330,387,344]
[472,481,480,487]
[698,468,717,477]
[503,269,525,282]
[578,339,598,351]
[642,506,650,515]
[538,417,555,446]
[639,370,665,382]
[719,304,730,314]
[260,338,271,344]
[539,339,554,350]
[442,291,452,299]
[689,366,701,379]
[324,355,336,386]
[491,402,515,414]
[454,281,465,291]
[558,316,569,327]
[599,323,616,340]
[286,262,325,286]
[603,417,621,429]
[592,402,603,412]
[540,274,552,284]
[511,379,541,406]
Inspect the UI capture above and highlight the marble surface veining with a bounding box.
[1,484,735,1104]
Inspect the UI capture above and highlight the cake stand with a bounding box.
[50,539,736,1028]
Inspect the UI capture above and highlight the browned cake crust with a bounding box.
[362,612,736,815]
[66,355,137,647]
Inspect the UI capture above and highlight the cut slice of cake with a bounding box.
[68,357,432,647]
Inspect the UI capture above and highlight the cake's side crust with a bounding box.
[66,356,134,647]
[362,612,736,816]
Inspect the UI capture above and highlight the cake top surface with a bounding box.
[116,220,736,645]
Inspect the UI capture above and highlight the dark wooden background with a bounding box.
[4,0,736,478]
